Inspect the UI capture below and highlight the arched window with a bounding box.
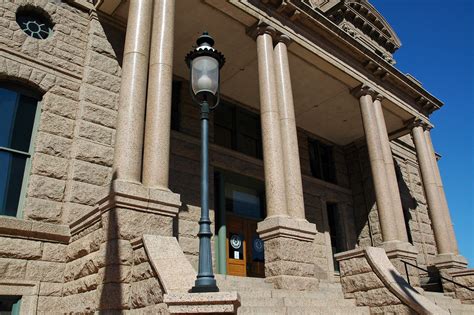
[0,84,41,217]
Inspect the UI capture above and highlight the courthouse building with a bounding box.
[0,0,473,313]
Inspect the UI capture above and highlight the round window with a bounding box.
[16,8,53,40]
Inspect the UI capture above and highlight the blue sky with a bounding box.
[371,0,473,266]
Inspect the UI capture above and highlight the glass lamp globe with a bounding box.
[185,32,225,104]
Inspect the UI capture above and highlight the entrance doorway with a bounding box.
[214,171,265,278]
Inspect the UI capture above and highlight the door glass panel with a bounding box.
[0,151,27,216]
[225,183,262,219]
[0,88,37,152]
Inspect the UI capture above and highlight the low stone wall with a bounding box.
[336,248,413,314]
[449,269,474,304]
[335,247,448,315]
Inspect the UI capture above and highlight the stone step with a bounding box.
[270,289,344,299]
[237,306,370,315]
[286,306,370,315]
[283,296,356,307]
[240,297,284,307]
[237,306,285,315]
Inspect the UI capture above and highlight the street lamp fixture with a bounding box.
[185,32,225,293]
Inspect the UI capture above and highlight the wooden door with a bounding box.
[226,214,265,277]
[226,215,246,276]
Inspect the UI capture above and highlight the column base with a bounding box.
[382,241,420,287]
[257,216,318,291]
[433,253,468,295]
[433,253,468,270]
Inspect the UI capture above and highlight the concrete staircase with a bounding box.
[424,292,474,315]
[216,275,370,315]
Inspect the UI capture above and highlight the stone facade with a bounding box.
[0,0,470,313]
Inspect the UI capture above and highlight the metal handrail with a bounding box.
[401,260,474,292]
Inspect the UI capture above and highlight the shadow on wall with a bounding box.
[99,171,123,312]
[101,20,125,68]
[394,159,418,245]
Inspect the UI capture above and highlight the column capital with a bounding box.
[350,83,379,99]
[247,22,276,40]
[275,34,292,46]
[406,117,432,131]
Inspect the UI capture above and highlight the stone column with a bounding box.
[253,25,317,290]
[412,122,451,254]
[355,87,399,243]
[424,128,458,254]
[255,26,288,219]
[273,35,305,220]
[373,96,408,242]
[113,0,153,182]
[142,0,175,189]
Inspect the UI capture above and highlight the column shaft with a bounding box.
[256,32,288,218]
[412,125,451,254]
[359,93,398,242]
[373,98,408,242]
[113,0,153,182]
[424,129,458,254]
[273,40,305,220]
[142,0,175,189]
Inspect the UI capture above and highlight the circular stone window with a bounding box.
[16,7,53,40]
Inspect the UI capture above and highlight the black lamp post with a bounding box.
[185,32,225,293]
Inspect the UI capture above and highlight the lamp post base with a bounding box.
[191,278,219,293]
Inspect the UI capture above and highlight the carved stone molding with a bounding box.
[406,117,431,131]
[350,83,378,99]
[247,22,293,47]
[246,22,277,40]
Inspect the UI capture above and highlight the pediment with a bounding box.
[325,0,401,64]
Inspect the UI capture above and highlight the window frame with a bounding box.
[213,101,263,159]
[308,137,337,184]
[0,83,42,218]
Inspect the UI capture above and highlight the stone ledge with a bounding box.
[433,253,468,270]
[164,292,240,314]
[257,216,316,241]
[0,216,70,243]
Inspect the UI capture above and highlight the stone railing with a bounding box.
[335,247,448,315]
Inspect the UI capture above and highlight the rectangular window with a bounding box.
[308,138,336,183]
[214,102,262,159]
[0,86,40,217]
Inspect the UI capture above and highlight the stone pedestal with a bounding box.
[382,241,420,287]
[97,180,181,241]
[433,253,468,295]
[257,216,318,291]
[164,292,240,314]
